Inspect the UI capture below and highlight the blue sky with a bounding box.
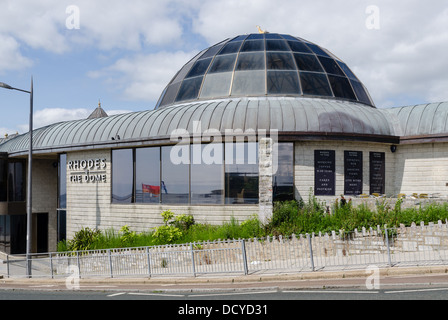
[1,0,448,134]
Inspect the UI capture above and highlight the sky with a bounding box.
[0,0,448,134]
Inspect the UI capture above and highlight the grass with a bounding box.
[57,195,448,252]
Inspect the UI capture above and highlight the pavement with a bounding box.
[2,264,448,293]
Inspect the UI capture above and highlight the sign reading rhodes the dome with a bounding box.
[68,158,107,183]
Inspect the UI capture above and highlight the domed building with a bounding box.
[1,32,448,254]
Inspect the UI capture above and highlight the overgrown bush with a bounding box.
[66,227,101,252]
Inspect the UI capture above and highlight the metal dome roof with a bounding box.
[156,33,375,109]
[0,97,395,156]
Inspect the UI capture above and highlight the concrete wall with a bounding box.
[294,141,396,202]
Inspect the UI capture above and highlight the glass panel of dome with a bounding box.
[200,72,233,99]
[267,71,301,94]
[293,53,324,72]
[287,41,312,53]
[209,54,237,73]
[265,33,282,39]
[247,34,264,40]
[230,35,248,42]
[267,52,296,70]
[328,75,357,100]
[300,72,333,96]
[266,39,290,51]
[175,76,204,102]
[240,40,265,52]
[318,56,345,76]
[200,43,227,59]
[280,34,299,41]
[236,52,265,70]
[232,70,266,96]
[186,58,213,78]
[218,42,243,55]
[159,82,182,106]
[306,43,331,57]
[337,61,358,81]
[350,80,371,105]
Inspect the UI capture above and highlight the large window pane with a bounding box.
[200,72,233,99]
[8,162,25,202]
[161,146,189,204]
[209,54,237,73]
[112,149,133,203]
[267,52,296,70]
[175,76,204,102]
[328,75,357,100]
[232,70,266,96]
[58,154,67,208]
[241,40,265,52]
[273,143,294,201]
[236,52,265,71]
[294,53,324,72]
[136,147,161,203]
[191,144,224,204]
[318,56,345,76]
[225,142,259,204]
[300,72,333,96]
[0,157,7,202]
[267,71,301,94]
[266,39,290,51]
[186,58,213,78]
[287,41,312,53]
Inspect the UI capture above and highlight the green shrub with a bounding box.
[67,227,101,252]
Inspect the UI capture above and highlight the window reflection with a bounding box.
[225,142,259,204]
[136,147,160,203]
[190,144,224,204]
[112,149,133,203]
[273,143,294,201]
[8,161,25,202]
[161,146,189,204]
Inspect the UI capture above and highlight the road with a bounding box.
[1,286,448,300]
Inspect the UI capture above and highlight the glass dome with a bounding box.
[156,33,375,109]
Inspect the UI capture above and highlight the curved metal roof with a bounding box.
[0,97,395,156]
[383,102,448,138]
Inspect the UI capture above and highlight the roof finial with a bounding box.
[256,25,269,34]
[98,99,101,109]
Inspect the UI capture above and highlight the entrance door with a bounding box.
[36,213,48,253]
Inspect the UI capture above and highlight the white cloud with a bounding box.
[0,34,33,73]
[88,50,197,102]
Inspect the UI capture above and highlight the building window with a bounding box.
[273,143,294,201]
[57,154,67,242]
[0,157,7,202]
[225,142,259,204]
[8,161,25,202]
[135,147,160,203]
[161,145,189,204]
[112,149,134,203]
[111,142,260,205]
[190,144,224,204]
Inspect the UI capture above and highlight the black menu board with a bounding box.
[314,150,335,196]
[344,151,363,195]
[370,152,385,195]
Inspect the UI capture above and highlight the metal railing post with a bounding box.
[146,247,151,277]
[241,240,248,275]
[6,254,10,278]
[190,243,196,277]
[307,234,315,271]
[76,251,81,279]
[49,253,54,279]
[108,249,113,278]
[385,226,393,267]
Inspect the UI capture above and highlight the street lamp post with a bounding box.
[0,77,33,278]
